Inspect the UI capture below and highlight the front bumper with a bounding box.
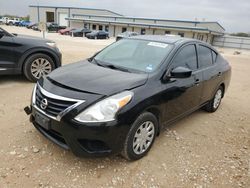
[29,106,128,157]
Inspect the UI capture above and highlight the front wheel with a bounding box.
[23,53,55,82]
[204,86,224,112]
[122,112,158,161]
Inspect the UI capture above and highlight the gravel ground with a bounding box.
[0,26,249,188]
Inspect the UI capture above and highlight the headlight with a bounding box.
[31,84,37,105]
[74,91,133,123]
[46,42,57,48]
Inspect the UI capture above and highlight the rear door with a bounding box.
[197,44,222,103]
[0,29,15,71]
[163,43,203,121]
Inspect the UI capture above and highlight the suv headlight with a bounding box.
[74,91,133,123]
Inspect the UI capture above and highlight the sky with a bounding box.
[0,0,249,33]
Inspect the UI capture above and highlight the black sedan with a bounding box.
[0,27,61,81]
[47,23,66,32]
[86,31,109,39]
[25,35,231,160]
[70,28,91,37]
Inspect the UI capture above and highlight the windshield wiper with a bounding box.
[102,63,131,73]
[92,58,130,73]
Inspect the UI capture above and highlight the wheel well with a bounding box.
[145,107,161,135]
[22,51,57,73]
[220,83,225,98]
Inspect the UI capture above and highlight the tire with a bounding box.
[23,53,55,82]
[122,112,158,161]
[204,86,224,112]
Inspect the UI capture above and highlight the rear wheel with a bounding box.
[204,86,224,112]
[23,53,55,82]
[122,112,158,161]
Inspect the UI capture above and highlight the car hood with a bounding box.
[47,60,148,96]
[14,34,53,43]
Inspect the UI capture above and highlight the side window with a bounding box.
[198,45,213,68]
[171,45,198,70]
[212,50,217,63]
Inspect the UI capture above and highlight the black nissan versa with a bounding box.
[0,27,61,82]
[25,35,231,160]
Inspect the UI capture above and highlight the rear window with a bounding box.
[198,45,213,68]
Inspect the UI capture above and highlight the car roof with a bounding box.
[130,35,198,45]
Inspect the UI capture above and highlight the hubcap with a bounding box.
[213,89,222,109]
[133,121,155,155]
[31,58,52,79]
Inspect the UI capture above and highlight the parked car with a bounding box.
[25,35,231,160]
[27,23,37,29]
[18,20,31,27]
[116,31,139,41]
[0,27,61,82]
[0,17,9,24]
[47,23,66,32]
[70,28,91,37]
[6,18,20,25]
[32,24,40,31]
[58,27,76,35]
[14,21,21,26]
[86,30,109,39]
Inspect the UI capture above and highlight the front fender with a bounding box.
[17,47,62,71]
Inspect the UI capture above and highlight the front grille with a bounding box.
[35,85,77,118]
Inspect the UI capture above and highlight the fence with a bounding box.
[213,35,250,50]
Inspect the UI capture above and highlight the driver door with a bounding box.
[162,44,203,121]
[0,28,15,71]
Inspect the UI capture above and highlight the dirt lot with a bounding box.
[0,26,249,188]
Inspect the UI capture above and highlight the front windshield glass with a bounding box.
[94,39,173,73]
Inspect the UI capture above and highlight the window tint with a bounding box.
[212,50,217,63]
[105,25,109,32]
[122,27,127,33]
[199,45,213,68]
[178,32,185,37]
[141,28,146,35]
[172,45,197,70]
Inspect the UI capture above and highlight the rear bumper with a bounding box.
[30,106,128,157]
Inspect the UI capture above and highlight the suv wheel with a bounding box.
[122,112,158,161]
[204,86,224,112]
[23,53,55,82]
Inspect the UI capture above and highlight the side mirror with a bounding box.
[170,66,192,78]
[163,66,192,81]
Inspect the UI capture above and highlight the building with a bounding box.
[29,5,225,44]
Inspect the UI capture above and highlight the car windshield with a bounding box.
[94,39,173,73]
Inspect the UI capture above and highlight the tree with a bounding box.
[230,33,250,38]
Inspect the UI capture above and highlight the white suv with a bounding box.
[0,17,9,24]
[6,18,20,25]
